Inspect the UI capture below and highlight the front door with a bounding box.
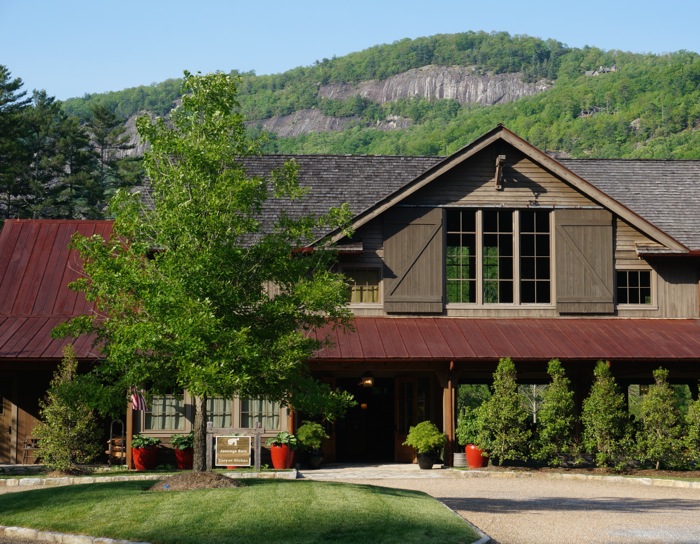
[395,377,432,462]
[334,378,394,462]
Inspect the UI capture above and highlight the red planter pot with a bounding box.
[175,448,194,470]
[132,446,158,471]
[270,444,294,469]
[465,444,489,468]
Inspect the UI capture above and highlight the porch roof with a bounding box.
[312,317,700,363]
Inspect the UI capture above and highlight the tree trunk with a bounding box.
[192,395,208,472]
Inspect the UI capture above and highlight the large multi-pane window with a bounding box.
[446,209,551,305]
[240,398,281,430]
[145,395,186,431]
[617,270,652,304]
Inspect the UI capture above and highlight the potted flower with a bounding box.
[265,431,298,469]
[131,434,161,471]
[296,421,329,469]
[402,421,447,469]
[171,431,194,470]
[456,406,488,469]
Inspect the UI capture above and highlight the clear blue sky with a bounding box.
[2,0,699,101]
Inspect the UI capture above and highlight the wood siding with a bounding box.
[615,218,662,267]
[555,209,614,314]
[403,146,593,209]
[383,207,444,313]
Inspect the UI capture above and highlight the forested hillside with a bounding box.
[2,31,699,222]
[62,31,700,160]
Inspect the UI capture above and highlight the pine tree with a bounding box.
[0,65,32,221]
[476,357,531,463]
[637,367,682,469]
[581,361,629,468]
[33,345,102,473]
[535,359,576,466]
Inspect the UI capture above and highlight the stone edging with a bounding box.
[453,468,700,489]
[0,525,148,544]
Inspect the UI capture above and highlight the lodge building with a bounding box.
[2,125,700,466]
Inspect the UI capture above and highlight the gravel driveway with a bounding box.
[326,472,700,544]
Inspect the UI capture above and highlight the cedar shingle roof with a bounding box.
[241,154,700,251]
[560,159,700,251]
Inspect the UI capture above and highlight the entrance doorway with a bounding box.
[335,378,394,462]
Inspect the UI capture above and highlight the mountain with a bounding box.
[62,31,700,159]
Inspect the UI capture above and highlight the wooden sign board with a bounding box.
[215,435,252,467]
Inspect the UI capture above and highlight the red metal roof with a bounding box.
[0,220,113,360]
[313,317,700,362]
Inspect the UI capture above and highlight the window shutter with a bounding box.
[555,209,614,314]
[383,207,444,314]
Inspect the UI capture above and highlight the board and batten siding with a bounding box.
[403,146,593,209]
[555,209,614,314]
[383,207,444,313]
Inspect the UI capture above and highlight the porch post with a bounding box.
[439,361,455,467]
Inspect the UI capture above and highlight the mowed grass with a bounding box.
[0,479,480,544]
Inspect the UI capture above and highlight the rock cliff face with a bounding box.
[125,66,551,143]
[320,65,550,106]
[259,65,550,137]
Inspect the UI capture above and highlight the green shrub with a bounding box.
[476,357,531,463]
[32,345,102,473]
[403,421,447,454]
[636,368,683,469]
[581,361,630,468]
[684,398,700,467]
[455,406,482,447]
[296,421,328,451]
[534,359,577,466]
[170,432,194,450]
[131,434,161,448]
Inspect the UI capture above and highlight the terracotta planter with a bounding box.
[132,446,158,471]
[270,444,293,469]
[465,444,488,468]
[174,447,194,470]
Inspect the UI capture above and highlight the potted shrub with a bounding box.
[296,421,329,469]
[456,406,488,469]
[402,421,447,469]
[266,431,298,469]
[131,434,161,471]
[170,431,194,470]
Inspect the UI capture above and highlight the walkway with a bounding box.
[300,464,700,544]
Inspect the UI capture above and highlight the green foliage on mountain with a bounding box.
[31,31,700,164]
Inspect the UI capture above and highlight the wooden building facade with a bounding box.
[2,126,700,465]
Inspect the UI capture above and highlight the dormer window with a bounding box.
[446,209,551,305]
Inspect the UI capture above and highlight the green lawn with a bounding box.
[0,479,480,544]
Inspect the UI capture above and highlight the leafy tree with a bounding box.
[56,71,355,472]
[476,357,531,463]
[534,359,577,467]
[636,368,683,469]
[32,345,102,473]
[581,361,630,468]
